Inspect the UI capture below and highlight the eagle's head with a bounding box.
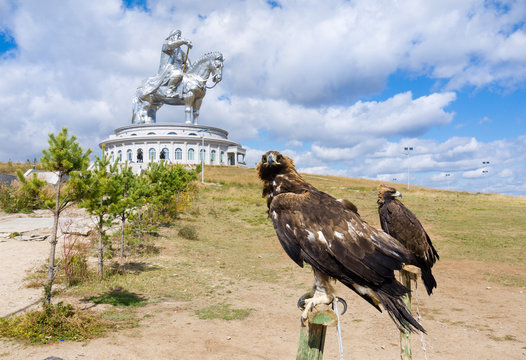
[256,151,295,181]
[377,184,402,204]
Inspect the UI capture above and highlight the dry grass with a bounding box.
[59,166,525,328]
[0,161,41,175]
[205,166,526,264]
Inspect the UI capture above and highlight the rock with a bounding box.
[18,234,49,241]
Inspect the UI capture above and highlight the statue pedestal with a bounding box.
[99,122,246,172]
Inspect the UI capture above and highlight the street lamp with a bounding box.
[198,129,210,184]
[404,146,413,189]
[482,161,490,192]
[445,173,451,191]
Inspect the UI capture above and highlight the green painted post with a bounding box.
[296,309,337,360]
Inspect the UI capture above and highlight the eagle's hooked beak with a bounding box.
[267,153,280,165]
[394,191,402,198]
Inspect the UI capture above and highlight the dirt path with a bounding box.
[1,213,525,359]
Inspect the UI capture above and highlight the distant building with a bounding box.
[23,169,64,185]
[0,173,17,185]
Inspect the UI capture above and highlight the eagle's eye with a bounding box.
[261,155,267,163]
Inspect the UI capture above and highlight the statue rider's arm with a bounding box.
[163,38,192,55]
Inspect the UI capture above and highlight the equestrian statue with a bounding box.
[132,29,224,125]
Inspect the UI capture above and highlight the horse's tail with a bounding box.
[131,96,146,124]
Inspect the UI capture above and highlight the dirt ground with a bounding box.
[0,212,525,359]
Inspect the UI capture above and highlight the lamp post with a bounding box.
[404,146,413,189]
[445,173,451,191]
[198,129,210,184]
[482,161,490,192]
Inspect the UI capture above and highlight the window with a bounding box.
[117,150,122,162]
[147,132,156,135]
[174,148,182,161]
[211,150,216,164]
[188,133,197,136]
[127,149,133,162]
[137,149,143,163]
[161,148,169,160]
[200,149,206,162]
[110,151,114,161]
[130,133,137,136]
[220,151,225,164]
[149,148,156,161]
[167,132,177,135]
[188,148,195,161]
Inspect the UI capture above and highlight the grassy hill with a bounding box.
[14,163,526,304]
[0,161,41,175]
[4,164,525,354]
[203,165,526,265]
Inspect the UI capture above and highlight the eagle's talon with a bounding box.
[297,290,315,311]
[297,298,306,311]
[334,297,347,315]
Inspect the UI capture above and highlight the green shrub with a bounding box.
[0,302,107,343]
[0,182,41,213]
[64,254,91,286]
[178,225,198,240]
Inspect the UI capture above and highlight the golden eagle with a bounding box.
[377,185,439,295]
[257,151,425,333]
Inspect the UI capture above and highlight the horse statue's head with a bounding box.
[210,53,224,84]
[188,52,224,84]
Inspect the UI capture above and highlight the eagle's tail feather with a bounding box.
[420,266,437,295]
[377,290,426,333]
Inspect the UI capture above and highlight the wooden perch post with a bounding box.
[296,305,338,360]
[400,265,420,360]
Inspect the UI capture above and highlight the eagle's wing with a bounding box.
[270,190,412,290]
[384,200,438,264]
[270,189,426,332]
[381,199,439,295]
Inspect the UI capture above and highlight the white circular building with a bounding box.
[99,122,246,172]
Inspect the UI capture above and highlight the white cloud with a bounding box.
[478,116,491,125]
[463,168,486,179]
[285,139,303,148]
[202,91,456,147]
[498,168,513,178]
[0,1,525,195]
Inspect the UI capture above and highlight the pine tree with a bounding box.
[79,150,120,277]
[128,172,151,243]
[110,163,139,258]
[18,127,91,304]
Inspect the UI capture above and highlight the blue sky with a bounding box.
[0,0,525,195]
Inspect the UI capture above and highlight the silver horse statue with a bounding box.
[132,51,224,124]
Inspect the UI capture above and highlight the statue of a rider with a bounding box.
[132,29,224,125]
[155,29,192,96]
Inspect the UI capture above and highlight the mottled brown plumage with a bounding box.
[257,151,425,333]
[377,185,439,295]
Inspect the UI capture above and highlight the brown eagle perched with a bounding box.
[377,185,439,295]
[257,151,425,333]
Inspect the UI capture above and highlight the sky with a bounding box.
[0,0,525,196]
